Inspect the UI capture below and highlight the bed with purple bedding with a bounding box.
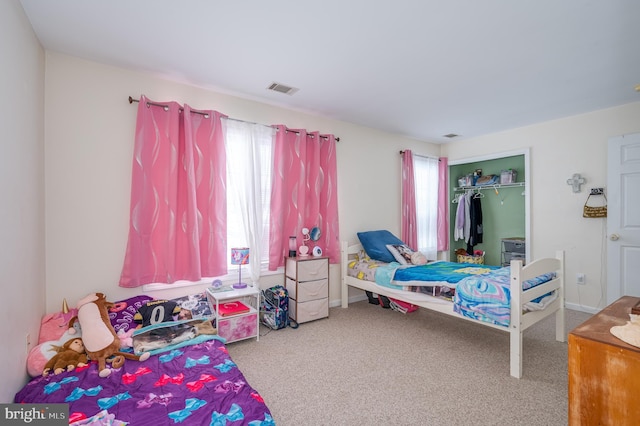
[15,337,273,425]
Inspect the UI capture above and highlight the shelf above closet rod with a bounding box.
[454,182,525,192]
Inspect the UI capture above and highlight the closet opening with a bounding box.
[448,149,530,266]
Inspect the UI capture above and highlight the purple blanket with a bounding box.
[15,338,273,425]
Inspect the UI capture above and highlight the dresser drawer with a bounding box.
[286,257,328,281]
[286,278,328,302]
[290,298,328,323]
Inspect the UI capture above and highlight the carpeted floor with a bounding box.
[227,301,591,426]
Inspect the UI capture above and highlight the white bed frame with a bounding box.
[340,241,566,378]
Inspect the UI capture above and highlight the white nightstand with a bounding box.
[206,286,260,343]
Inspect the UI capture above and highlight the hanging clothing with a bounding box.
[454,193,466,241]
[467,195,483,253]
[474,196,483,244]
[464,192,472,244]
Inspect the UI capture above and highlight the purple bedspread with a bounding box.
[15,338,273,425]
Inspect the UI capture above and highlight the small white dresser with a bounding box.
[284,256,329,323]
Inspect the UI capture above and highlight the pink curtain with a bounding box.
[119,96,228,287]
[437,157,449,251]
[269,126,340,268]
[401,150,418,250]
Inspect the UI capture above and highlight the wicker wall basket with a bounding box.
[457,254,485,264]
[583,194,607,218]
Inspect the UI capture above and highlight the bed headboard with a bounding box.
[346,242,363,256]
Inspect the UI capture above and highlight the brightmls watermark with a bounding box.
[2,404,67,425]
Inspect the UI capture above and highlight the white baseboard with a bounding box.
[564,302,600,314]
[329,294,367,308]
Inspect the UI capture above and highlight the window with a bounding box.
[413,156,439,259]
[224,119,276,270]
[127,99,337,290]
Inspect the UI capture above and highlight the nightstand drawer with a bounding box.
[286,257,328,281]
[286,278,328,302]
[290,298,328,323]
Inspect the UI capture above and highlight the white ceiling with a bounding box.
[19,0,640,143]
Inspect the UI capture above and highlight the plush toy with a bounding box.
[27,299,82,377]
[42,337,88,376]
[38,299,79,344]
[68,293,150,377]
[116,328,135,349]
[28,328,83,377]
[410,251,428,265]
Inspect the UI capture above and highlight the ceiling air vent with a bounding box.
[267,82,299,96]
[443,133,459,138]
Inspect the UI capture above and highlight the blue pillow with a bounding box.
[357,230,405,263]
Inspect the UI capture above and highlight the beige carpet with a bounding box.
[227,300,591,426]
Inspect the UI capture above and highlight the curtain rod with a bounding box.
[399,150,440,161]
[128,96,340,142]
[129,96,209,117]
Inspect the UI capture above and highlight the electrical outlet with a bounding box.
[576,273,586,285]
[590,187,604,195]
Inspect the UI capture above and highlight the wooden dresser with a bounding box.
[568,296,640,425]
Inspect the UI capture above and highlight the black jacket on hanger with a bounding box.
[467,195,483,253]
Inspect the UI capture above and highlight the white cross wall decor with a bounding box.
[566,173,586,193]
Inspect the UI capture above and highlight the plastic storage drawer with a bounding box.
[503,240,525,253]
[503,252,525,264]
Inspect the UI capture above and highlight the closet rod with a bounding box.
[128,96,340,142]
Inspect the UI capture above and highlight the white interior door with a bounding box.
[607,133,640,304]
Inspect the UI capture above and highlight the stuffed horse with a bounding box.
[69,293,149,377]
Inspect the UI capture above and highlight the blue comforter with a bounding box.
[374,261,501,289]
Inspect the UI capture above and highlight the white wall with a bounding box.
[44,52,437,313]
[0,0,46,402]
[442,102,640,311]
[44,51,640,316]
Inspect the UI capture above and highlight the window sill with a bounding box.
[142,266,285,292]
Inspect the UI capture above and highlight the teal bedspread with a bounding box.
[375,261,501,289]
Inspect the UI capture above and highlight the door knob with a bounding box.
[610,234,620,241]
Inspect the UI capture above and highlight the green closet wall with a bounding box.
[449,155,525,266]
